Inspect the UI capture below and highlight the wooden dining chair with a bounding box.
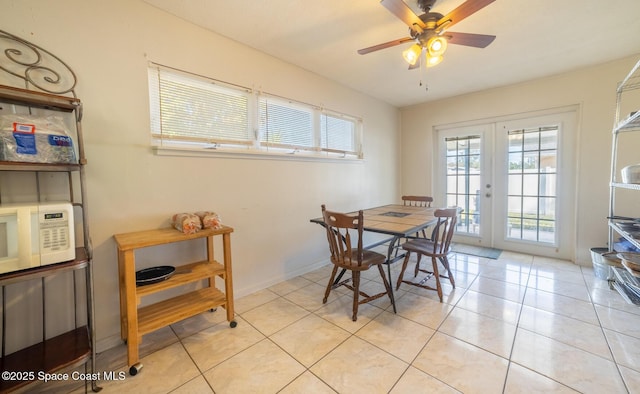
[321,205,393,321]
[395,208,457,302]
[402,195,433,207]
[401,195,434,239]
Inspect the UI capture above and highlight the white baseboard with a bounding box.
[232,257,331,299]
[96,333,126,353]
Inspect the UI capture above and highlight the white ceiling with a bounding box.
[144,0,640,108]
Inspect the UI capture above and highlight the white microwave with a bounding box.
[0,202,75,274]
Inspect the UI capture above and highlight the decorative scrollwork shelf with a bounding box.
[0,29,77,95]
[0,30,100,392]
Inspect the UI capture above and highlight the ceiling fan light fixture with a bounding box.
[426,54,443,68]
[427,36,448,57]
[402,44,422,65]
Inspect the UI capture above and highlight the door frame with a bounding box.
[433,105,580,260]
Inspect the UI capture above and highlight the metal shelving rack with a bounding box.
[608,58,640,303]
[0,30,100,392]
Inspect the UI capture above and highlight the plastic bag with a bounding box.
[195,211,223,229]
[171,213,202,234]
[0,114,77,163]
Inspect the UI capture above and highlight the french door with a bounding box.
[439,124,493,247]
[437,111,577,259]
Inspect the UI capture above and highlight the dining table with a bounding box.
[310,203,439,313]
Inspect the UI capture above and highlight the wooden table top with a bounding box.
[311,204,438,237]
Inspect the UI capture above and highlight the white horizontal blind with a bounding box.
[148,63,363,159]
[258,96,314,151]
[321,113,357,154]
[148,66,251,146]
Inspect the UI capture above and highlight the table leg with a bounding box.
[386,237,400,313]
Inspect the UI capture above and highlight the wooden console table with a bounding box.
[114,225,236,375]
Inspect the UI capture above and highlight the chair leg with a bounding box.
[352,271,360,321]
[431,256,443,302]
[414,253,422,277]
[396,252,411,290]
[440,255,456,288]
[323,265,339,304]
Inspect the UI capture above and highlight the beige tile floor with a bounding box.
[64,250,640,393]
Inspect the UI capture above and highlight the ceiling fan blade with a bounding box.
[437,0,495,30]
[357,37,414,55]
[381,0,426,29]
[445,32,496,48]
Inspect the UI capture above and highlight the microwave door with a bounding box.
[0,209,35,274]
[0,214,18,262]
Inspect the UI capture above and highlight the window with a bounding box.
[148,64,362,159]
[259,96,314,151]
[148,66,252,147]
[321,113,357,154]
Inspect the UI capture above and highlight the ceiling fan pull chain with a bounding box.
[421,55,429,92]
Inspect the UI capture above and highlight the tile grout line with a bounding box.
[502,258,610,393]
[501,257,533,394]
[582,266,632,394]
[387,252,476,393]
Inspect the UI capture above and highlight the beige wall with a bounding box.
[0,0,401,351]
[400,55,640,265]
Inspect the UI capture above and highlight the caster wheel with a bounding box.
[210,308,217,312]
[230,320,238,328]
[129,363,143,376]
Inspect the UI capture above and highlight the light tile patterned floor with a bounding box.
[66,250,640,393]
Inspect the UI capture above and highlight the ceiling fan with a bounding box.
[358,0,496,68]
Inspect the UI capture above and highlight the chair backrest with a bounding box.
[402,195,433,207]
[430,208,458,256]
[321,204,364,267]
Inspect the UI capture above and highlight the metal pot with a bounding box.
[621,164,640,184]
[590,247,621,280]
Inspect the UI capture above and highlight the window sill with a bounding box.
[152,145,363,163]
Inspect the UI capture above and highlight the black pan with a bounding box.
[136,266,175,286]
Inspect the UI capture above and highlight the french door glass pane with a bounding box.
[445,135,481,235]
[469,175,481,195]
[522,174,539,195]
[506,126,558,244]
[508,134,522,151]
[509,153,522,171]
[539,174,556,196]
[523,133,539,150]
[541,129,558,149]
[523,152,539,169]
[540,150,557,170]
[508,174,521,194]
